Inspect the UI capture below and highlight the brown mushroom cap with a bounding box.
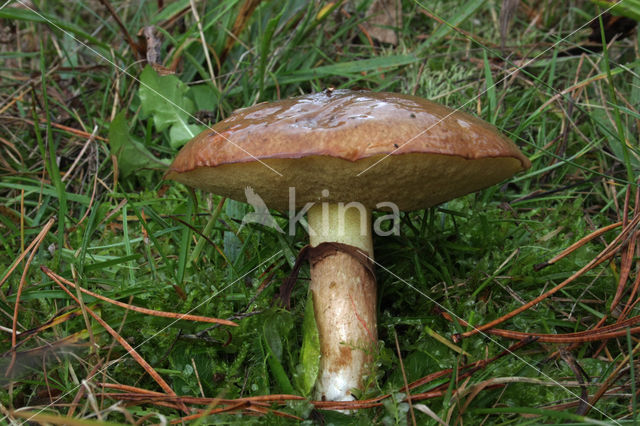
[167,90,530,211]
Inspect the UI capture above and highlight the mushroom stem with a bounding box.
[307,203,377,401]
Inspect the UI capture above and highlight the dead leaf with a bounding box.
[362,0,402,45]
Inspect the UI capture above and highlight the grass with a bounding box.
[1,0,639,423]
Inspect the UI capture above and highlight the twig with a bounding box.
[586,337,640,415]
[97,0,142,58]
[441,309,640,343]
[42,267,237,326]
[457,213,640,341]
[6,218,56,375]
[394,328,416,426]
[42,268,187,412]
[0,217,55,290]
[61,125,98,182]
[0,115,108,142]
[534,221,622,270]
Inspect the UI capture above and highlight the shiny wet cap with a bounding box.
[167,89,530,211]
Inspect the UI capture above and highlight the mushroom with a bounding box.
[166,89,530,402]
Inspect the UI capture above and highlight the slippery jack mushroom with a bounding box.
[166,89,530,402]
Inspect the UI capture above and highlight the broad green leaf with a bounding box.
[138,66,204,148]
[297,293,320,396]
[108,111,165,178]
[169,123,203,146]
[263,311,295,394]
[189,84,219,111]
[264,316,284,362]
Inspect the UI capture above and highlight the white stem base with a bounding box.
[307,204,376,402]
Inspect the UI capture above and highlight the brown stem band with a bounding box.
[279,242,375,308]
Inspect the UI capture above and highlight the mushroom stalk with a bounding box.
[307,203,377,401]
